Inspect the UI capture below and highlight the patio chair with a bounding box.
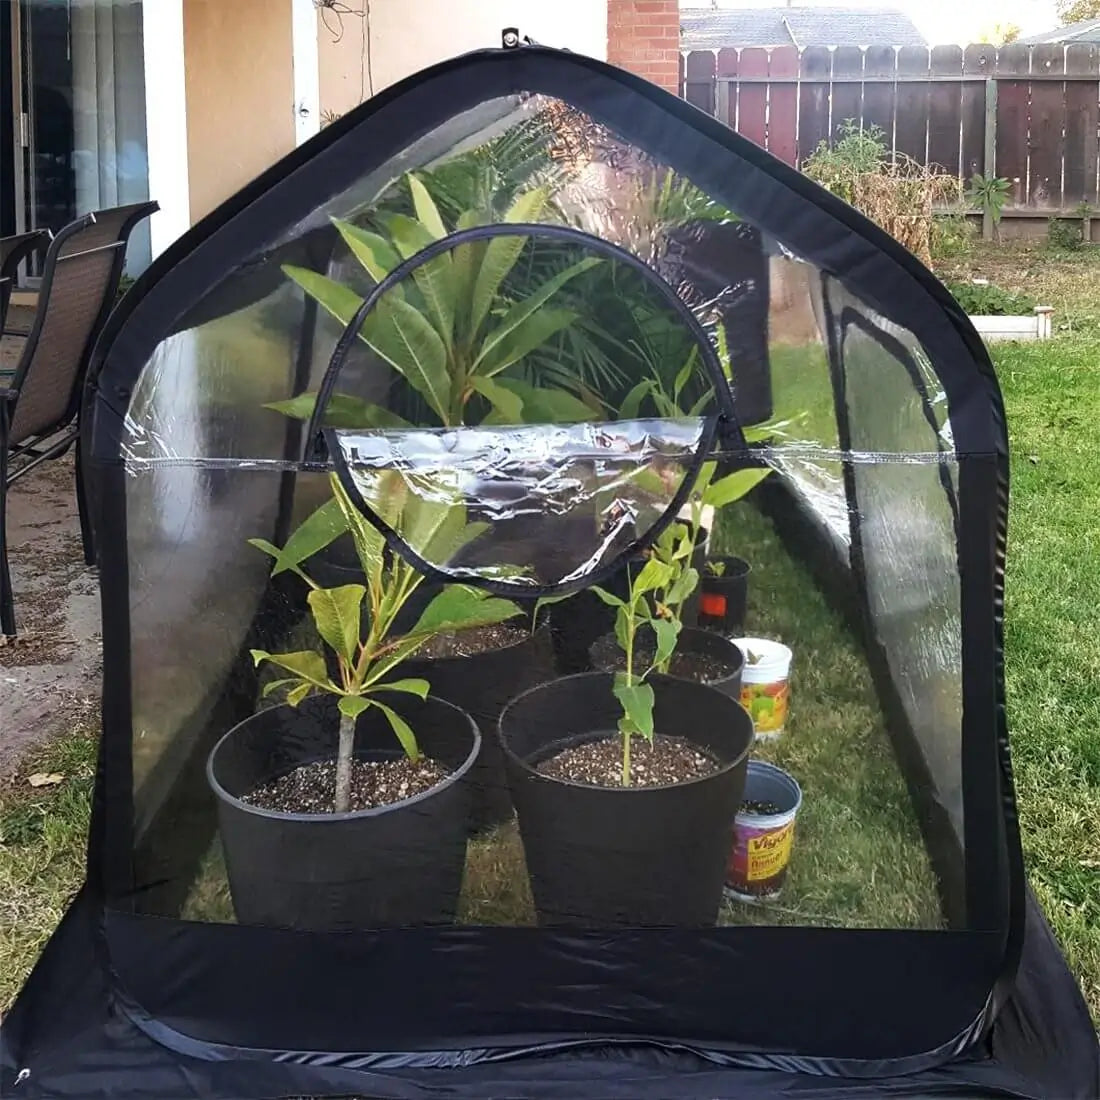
[0,278,10,337]
[0,230,50,337]
[0,201,157,635]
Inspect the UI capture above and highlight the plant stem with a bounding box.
[334,711,356,813]
[622,611,634,788]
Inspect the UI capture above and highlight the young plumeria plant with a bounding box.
[648,460,772,672]
[249,473,520,813]
[589,556,679,788]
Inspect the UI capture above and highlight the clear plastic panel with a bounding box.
[333,419,706,586]
[840,313,964,839]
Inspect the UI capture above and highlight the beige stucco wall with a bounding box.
[183,0,295,222]
[319,1,608,122]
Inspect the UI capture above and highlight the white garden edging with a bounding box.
[968,306,1054,342]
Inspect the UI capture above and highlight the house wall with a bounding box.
[318,2,609,122]
[182,0,295,222]
[607,0,680,93]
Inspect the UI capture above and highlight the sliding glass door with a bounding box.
[13,0,151,273]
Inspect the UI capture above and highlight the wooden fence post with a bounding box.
[984,77,998,240]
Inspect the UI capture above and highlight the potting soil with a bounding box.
[536,734,719,787]
[242,756,449,813]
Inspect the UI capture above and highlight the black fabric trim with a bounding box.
[305,221,744,460]
[328,415,721,598]
[102,908,1001,1074]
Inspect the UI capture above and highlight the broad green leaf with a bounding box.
[332,220,401,283]
[261,677,301,699]
[338,695,372,721]
[383,211,455,343]
[452,208,487,339]
[590,586,626,609]
[283,265,364,327]
[371,677,430,700]
[473,256,600,370]
[248,538,283,564]
[612,678,655,741]
[716,318,733,381]
[286,681,314,707]
[265,391,411,429]
[366,296,451,421]
[407,175,448,240]
[633,556,673,595]
[330,473,386,583]
[409,585,520,638]
[469,375,524,422]
[469,187,548,335]
[702,467,772,509]
[665,565,699,608]
[373,700,421,761]
[619,379,655,420]
[492,378,597,423]
[614,604,632,654]
[269,498,347,575]
[308,584,365,666]
[383,213,438,261]
[250,649,334,690]
[651,617,680,669]
[477,308,576,378]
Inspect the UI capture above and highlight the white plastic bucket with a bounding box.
[732,637,793,739]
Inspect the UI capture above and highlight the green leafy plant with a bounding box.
[273,175,601,429]
[930,214,977,261]
[249,473,520,812]
[1048,216,1085,253]
[966,173,1013,240]
[647,461,771,671]
[945,279,1035,317]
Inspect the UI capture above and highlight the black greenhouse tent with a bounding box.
[2,41,1097,1100]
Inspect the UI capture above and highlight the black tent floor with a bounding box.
[2,890,1096,1099]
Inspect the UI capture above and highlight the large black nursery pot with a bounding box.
[207,694,478,931]
[698,555,751,636]
[499,671,754,927]
[402,619,555,833]
[551,527,709,674]
[589,624,745,701]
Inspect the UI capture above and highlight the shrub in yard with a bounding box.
[930,214,977,261]
[1048,217,1085,253]
[804,120,961,267]
[944,279,1036,317]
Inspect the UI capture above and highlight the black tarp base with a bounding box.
[2,891,1095,1099]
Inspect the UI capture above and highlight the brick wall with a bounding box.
[607,0,680,94]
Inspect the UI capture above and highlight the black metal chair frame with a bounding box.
[1,203,157,635]
[0,230,50,338]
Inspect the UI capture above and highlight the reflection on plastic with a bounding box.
[329,418,706,587]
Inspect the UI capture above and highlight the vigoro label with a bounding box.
[746,821,794,882]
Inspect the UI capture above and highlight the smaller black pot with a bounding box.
[500,672,754,928]
[699,556,751,636]
[208,694,478,931]
[589,624,744,701]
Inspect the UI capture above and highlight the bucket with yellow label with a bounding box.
[725,760,802,901]
[732,637,793,739]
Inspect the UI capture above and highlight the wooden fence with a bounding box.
[681,42,1100,213]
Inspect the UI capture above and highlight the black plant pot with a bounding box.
[207,694,478,931]
[589,624,744,701]
[402,621,556,833]
[699,556,751,636]
[499,672,754,928]
[550,528,709,675]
